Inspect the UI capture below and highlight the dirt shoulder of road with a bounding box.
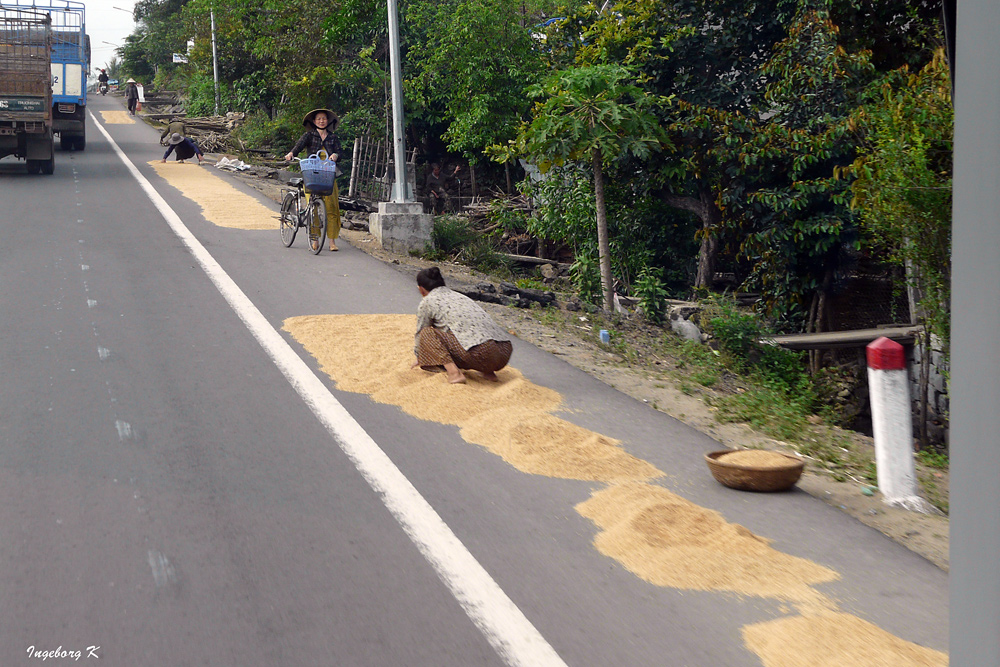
[219,162,949,572]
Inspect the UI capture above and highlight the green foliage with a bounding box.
[492,62,670,310]
[703,297,815,403]
[492,64,670,171]
[707,302,761,366]
[830,0,945,72]
[406,0,544,157]
[634,267,668,323]
[917,447,949,469]
[431,215,480,255]
[515,278,546,291]
[183,71,236,117]
[849,49,952,354]
[569,251,602,305]
[713,385,811,443]
[714,4,876,322]
[487,197,531,233]
[234,111,301,153]
[519,167,595,249]
[428,216,509,274]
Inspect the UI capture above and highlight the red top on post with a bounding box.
[867,336,906,370]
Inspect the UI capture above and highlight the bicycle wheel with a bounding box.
[279,192,298,247]
[308,196,327,255]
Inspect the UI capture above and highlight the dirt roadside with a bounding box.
[218,161,949,571]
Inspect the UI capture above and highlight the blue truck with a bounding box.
[4,0,89,150]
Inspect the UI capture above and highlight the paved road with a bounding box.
[0,94,948,666]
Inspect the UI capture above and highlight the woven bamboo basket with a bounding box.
[705,450,804,492]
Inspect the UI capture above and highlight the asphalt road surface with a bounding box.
[0,94,948,666]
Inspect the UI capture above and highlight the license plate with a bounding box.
[0,97,46,113]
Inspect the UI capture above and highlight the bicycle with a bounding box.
[279,158,330,255]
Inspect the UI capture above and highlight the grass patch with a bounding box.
[712,385,810,444]
[917,448,949,469]
[426,215,512,275]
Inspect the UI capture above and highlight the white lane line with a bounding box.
[90,112,567,667]
[114,419,133,441]
[148,549,178,588]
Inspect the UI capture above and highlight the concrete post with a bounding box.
[866,337,932,512]
[370,201,432,254]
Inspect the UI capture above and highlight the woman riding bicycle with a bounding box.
[284,108,343,252]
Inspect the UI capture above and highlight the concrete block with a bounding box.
[370,201,433,255]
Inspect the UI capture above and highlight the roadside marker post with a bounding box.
[866,337,930,512]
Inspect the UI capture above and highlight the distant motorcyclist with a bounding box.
[97,69,109,95]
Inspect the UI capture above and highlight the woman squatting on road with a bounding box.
[412,267,513,384]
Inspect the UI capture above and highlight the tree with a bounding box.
[405,0,545,159]
[716,2,876,327]
[849,49,952,349]
[493,64,669,311]
[543,0,796,289]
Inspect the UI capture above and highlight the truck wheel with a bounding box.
[41,155,54,175]
[74,134,86,151]
[25,160,40,174]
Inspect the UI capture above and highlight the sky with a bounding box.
[84,0,139,72]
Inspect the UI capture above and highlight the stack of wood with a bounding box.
[463,194,531,229]
[140,89,183,115]
[181,114,247,153]
[134,88,248,153]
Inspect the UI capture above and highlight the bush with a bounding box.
[428,216,510,275]
[431,215,479,255]
[702,296,817,410]
[569,251,602,305]
[234,112,301,154]
[635,266,668,323]
[705,298,761,366]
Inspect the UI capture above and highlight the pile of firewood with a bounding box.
[463,194,531,230]
[134,88,248,153]
[182,115,246,152]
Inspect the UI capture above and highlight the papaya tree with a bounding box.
[491,64,669,311]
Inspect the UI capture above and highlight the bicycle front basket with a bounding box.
[300,154,337,196]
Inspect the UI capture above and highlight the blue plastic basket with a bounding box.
[299,154,337,196]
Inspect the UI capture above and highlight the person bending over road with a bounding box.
[160,119,187,146]
[161,133,204,164]
[412,267,512,384]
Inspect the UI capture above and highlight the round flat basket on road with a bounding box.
[705,449,804,492]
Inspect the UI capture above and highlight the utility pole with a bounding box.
[386,0,410,201]
[369,0,431,254]
[211,6,219,116]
